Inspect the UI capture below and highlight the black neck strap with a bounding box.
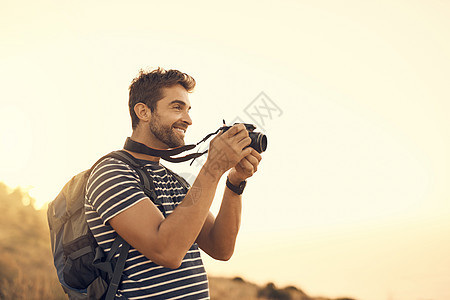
[123,137,206,163]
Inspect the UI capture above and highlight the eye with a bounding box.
[173,105,182,110]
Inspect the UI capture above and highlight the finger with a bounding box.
[224,123,246,138]
[238,157,255,173]
[245,154,260,168]
[249,149,262,162]
[237,136,252,149]
[240,146,253,160]
[241,155,259,172]
[232,127,249,142]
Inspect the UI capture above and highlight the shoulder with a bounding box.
[93,155,136,173]
[89,156,138,181]
[86,156,141,198]
[85,156,148,223]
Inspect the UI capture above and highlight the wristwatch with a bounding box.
[226,177,247,195]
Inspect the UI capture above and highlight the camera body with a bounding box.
[221,123,267,153]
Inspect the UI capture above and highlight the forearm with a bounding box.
[213,187,243,258]
[199,185,243,260]
[156,163,221,265]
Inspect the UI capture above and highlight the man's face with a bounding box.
[148,84,192,148]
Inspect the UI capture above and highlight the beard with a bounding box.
[148,113,185,148]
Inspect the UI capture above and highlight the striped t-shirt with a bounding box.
[84,156,210,299]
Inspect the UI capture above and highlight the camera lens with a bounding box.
[249,132,267,153]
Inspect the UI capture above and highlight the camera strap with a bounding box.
[123,124,229,164]
[123,137,208,163]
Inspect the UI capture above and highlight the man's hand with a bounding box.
[203,124,253,179]
[228,148,262,185]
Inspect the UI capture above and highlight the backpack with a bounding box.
[47,150,190,300]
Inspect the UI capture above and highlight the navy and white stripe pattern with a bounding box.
[85,157,209,299]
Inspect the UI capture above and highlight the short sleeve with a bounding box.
[85,157,148,224]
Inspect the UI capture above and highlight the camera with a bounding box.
[221,123,267,153]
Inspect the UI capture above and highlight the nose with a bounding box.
[182,111,193,126]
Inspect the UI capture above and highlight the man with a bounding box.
[85,67,262,299]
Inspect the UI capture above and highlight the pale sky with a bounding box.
[1,1,450,299]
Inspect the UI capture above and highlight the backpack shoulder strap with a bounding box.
[104,235,130,300]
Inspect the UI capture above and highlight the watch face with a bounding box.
[226,178,246,195]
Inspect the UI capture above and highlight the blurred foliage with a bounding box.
[0,182,66,300]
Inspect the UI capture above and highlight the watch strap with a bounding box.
[226,177,247,195]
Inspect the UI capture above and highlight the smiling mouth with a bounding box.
[173,127,186,136]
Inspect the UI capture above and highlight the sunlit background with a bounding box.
[1,1,450,299]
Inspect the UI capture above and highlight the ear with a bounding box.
[134,103,151,123]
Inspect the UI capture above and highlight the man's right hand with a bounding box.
[203,124,253,179]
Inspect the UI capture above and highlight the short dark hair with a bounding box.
[128,67,196,129]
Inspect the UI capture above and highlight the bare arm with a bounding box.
[197,148,262,260]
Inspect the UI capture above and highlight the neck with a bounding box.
[123,149,160,162]
[126,129,199,164]
[126,131,162,162]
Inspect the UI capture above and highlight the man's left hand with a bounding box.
[228,148,262,185]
